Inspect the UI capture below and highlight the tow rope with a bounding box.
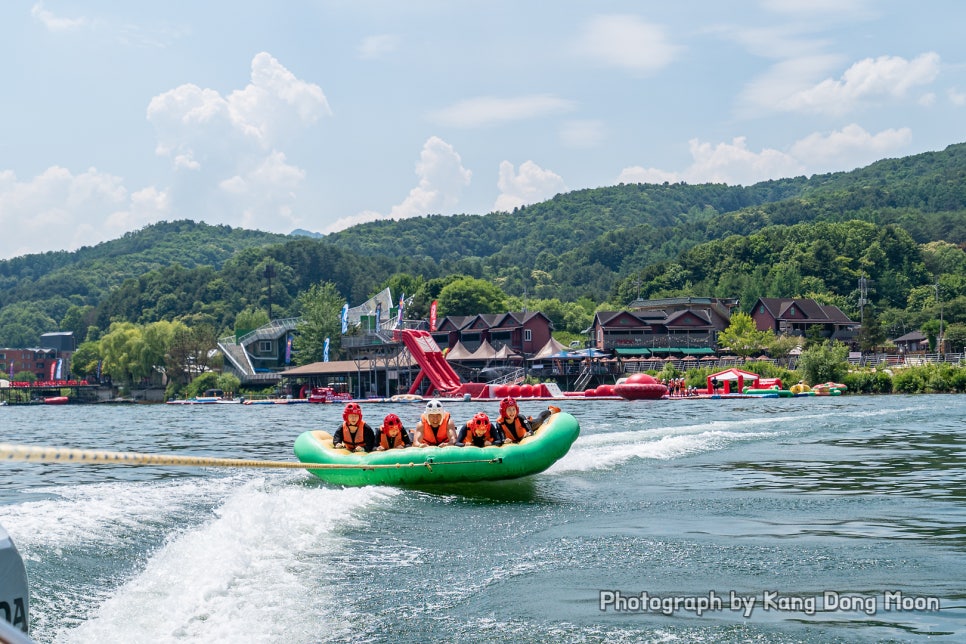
[0,443,503,471]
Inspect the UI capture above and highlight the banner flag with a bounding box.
[397,293,405,325]
[340,303,349,334]
[430,300,438,331]
[375,303,382,329]
[323,337,330,362]
[285,334,293,365]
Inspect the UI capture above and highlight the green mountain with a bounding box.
[2,142,965,348]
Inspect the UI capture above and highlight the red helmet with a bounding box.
[343,402,362,422]
[383,413,401,429]
[472,412,490,429]
[500,397,518,416]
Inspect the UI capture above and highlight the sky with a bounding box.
[1,1,965,260]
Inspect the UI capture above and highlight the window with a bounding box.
[524,329,532,342]
[258,340,272,353]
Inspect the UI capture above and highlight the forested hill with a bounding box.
[1,142,965,348]
[323,142,966,299]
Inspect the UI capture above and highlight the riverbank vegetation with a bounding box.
[3,143,966,393]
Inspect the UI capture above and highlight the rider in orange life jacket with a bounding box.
[332,402,375,452]
[496,397,560,443]
[455,412,504,447]
[495,397,533,444]
[375,413,411,450]
[413,399,457,447]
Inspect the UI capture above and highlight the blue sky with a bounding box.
[1,1,964,259]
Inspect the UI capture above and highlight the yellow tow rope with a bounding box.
[0,443,502,471]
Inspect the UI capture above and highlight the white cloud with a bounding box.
[358,34,400,60]
[148,52,330,159]
[619,137,803,186]
[323,210,384,234]
[789,123,911,166]
[715,24,833,60]
[778,53,941,114]
[0,167,168,259]
[760,0,873,15]
[949,89,966,107]
[617,166,682,185]
[560,120,605,148]
[493,161,566,212]
[389,136,472,219]
[143,52,329,234]
[739,54,846,114]
[576,14,680,74]
[430,95,575,128]
[217,151,306,231]
[618,125,912,187]
[31,2,88,31]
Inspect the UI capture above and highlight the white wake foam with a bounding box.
[44,477,397,643]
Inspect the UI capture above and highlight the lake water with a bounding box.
[0,395,963,643]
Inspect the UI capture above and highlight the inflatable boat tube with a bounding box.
[294,410,579,487]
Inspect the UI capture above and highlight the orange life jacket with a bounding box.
[341,422,365,451]
[379,429,407,450]
[498,416,528,442]
[466,424,495,446]
[420,412,451,445]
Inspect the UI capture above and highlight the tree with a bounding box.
[717,312,774,358]
[0,303,57,347]
[60,304,97,340]
[294,281,345,365]
[99,322,150,385]
[165,322,220,386]
[217,373,241,396]
[234,307,270,337]
[71,340,102,379]
[797,340,849,385]
[857,306,886,352]
[437,277,507,316]
[768,333,801,362]
[943,322,966,354]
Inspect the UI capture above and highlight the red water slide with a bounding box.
[399,330,463,395]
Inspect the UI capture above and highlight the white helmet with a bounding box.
[425,399,444,413]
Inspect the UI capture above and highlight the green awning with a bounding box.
[614,347,651,356]
[680,347,715,355]
[648,347,714,355]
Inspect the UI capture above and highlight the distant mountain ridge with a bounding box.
[0,142,964,347]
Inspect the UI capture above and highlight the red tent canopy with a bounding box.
[706,368,759,394]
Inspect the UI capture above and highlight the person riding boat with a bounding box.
[332,402,375,452]
[528,405,560,432]
[375,413,411,450]
[455,412,503,447]
[413,399,456,447]
[495,397,532,443]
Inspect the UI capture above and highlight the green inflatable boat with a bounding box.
[294,410,579,486]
